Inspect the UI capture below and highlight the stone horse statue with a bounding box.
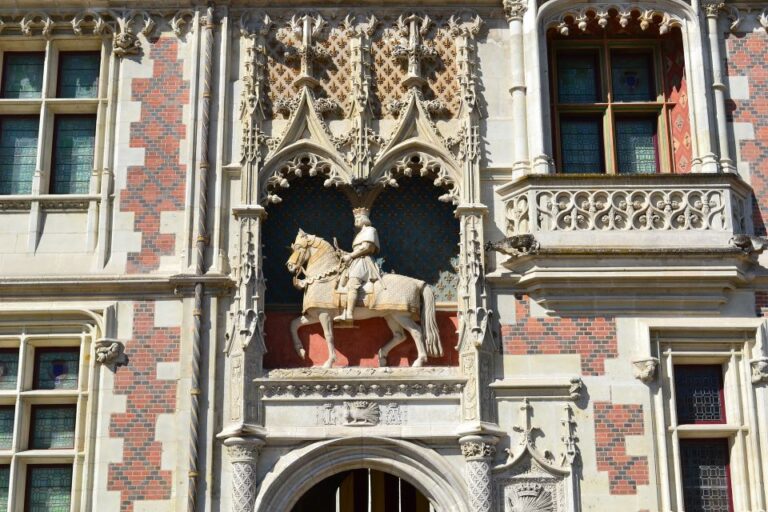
[286,229,443,368]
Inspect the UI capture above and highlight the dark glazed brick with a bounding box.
[595,402,650,495]
[120,37,189,274]
[107,301,180,510]
[501,296,618,375]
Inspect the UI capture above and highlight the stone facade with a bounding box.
[0,1,766,511]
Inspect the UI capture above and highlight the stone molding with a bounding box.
[543,4,684,36]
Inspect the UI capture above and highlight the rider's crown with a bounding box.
[353,207,370,217]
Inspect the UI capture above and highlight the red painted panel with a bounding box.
[264,311,459,368]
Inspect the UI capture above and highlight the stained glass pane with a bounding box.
[0,116,39,195]
[0,465,8,510]
[557,53,600,103]
[611,51,654,102]
[2,53,44,99]
[58,52,99,98]
[52,116,96,194]
[33,349,79,390]
[615,118,657,174]
[0,407,13,450]
[681,439,732,512]
[674,365,725,424]
[560,117,603,173]
[0,350,19,390]
[27,465,72,512]
[31,406,76,449]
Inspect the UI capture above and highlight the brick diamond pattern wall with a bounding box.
[501,297,618,376]
[726,33,768,235]
[120,37,189,273]
[595,402,649,495]
[108,302,180,511]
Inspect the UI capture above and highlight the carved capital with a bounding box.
[222,436,265,512]
[225,437,264,463]
[503,0,528,22]
[633,357,659,384]
[94,338,128,371]
[460,435,498,460]
[703,2,725,18]
[750,357,768,384]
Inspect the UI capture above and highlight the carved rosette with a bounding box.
[461,435,498,512]
[224,437,265,512]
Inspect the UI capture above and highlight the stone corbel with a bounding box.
[94,338,129,371]
[750,357,768,384]
[485,235,539,258]
[632,357,659,384]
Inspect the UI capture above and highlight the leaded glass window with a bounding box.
[1,53,44,99]
[0,116,39,195]
[0,349,19,390]
[680,439,733,512]
[674,365,725,424]
[557,53,600,103]
[615,117,658,174]
[26,465,72,512]
[0,465,8,510]
[57,52,99,98]
[551,40,673,173]
[30,405,76,449]
[33,349,79,390]
[0,407,14,450]
[51,116,96,194]
[611,51,654,102]
[559,117,604,173]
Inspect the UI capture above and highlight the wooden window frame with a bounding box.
[550,38,675,174]
[673,364,727,425]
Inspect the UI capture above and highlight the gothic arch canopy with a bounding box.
[255,436,470,512]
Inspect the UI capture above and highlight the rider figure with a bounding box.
[334,207,381,322]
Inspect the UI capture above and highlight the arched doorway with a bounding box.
[292,468,433,512]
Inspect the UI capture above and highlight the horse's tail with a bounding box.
[421,285,443,358]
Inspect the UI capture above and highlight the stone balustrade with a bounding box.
[497,174,752,249]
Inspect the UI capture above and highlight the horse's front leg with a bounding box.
[318,312,337,368]
[290,313,314,359]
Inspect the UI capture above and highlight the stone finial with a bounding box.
[94,338,128,371]
[632,358,659,384]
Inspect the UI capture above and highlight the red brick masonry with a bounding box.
[108,302,181,511]
[595,402,649,495]
[121,37,189,273]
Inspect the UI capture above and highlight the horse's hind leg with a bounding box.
[318,311,337,368]
[378,315,407,367]
[392,314,428,367]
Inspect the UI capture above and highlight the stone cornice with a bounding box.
[0,273,235,299]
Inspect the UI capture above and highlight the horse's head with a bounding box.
[286,229,312,275]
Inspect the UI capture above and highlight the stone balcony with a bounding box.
[488,174,757,314]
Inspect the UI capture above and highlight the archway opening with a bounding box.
[291,468,434,512]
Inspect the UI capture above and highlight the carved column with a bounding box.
[504,0,531,175]
[460,435,498,512]
[224,437,265,512]
[703,2,735,172]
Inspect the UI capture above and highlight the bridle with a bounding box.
[287,234,341,285]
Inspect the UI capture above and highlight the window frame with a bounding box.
[0,319,92,511]
[550,38,674,174]
[0,39,107,197]
[643,324,768,511]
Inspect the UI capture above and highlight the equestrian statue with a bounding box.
[286,207,443,368]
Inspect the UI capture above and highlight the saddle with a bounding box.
[333,280,378,310]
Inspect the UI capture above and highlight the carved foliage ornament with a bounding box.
[546,6,683,36]
[462,441,498,460]
[633,357,659,384]
[727,7,768,33]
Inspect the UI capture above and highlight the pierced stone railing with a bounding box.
[497,174,752,248]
